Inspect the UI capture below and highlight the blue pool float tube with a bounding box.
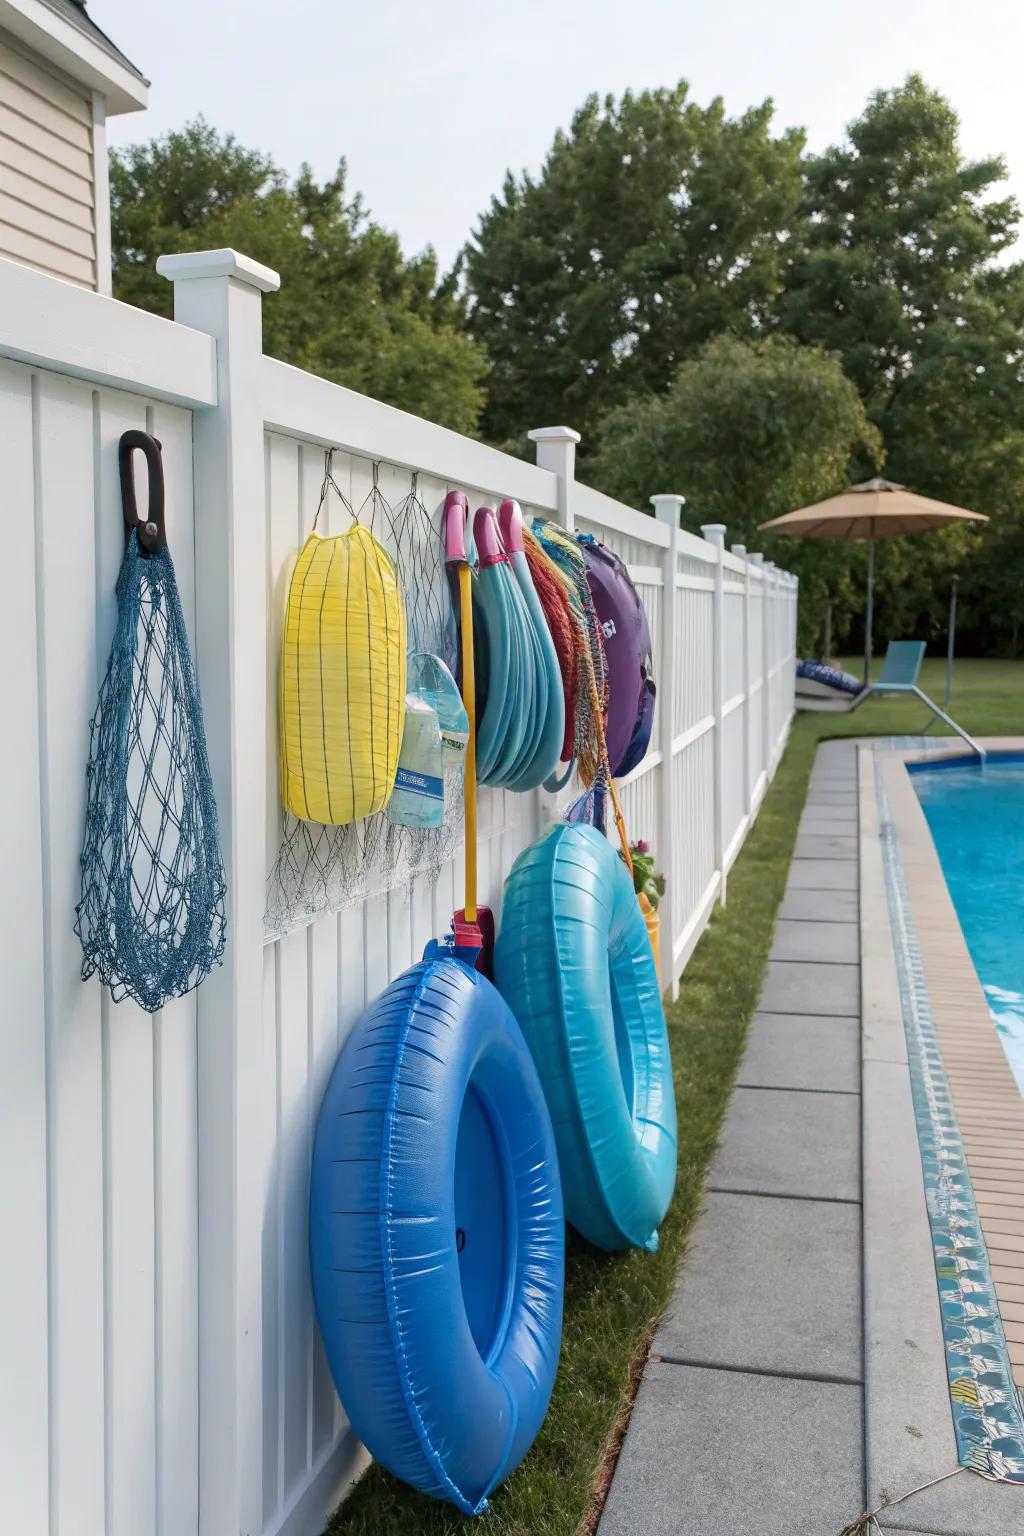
[309,952,565,1515]
[796,658,862,695]
[495,823,677,1252]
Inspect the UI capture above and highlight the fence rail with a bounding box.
[0,248,796,1536]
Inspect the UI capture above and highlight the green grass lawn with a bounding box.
[327,659,1024,1536]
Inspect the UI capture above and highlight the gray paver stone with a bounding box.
[598,1364,864,1536]
[710,1086,860,1201]
[787,858,858,891]
[738,1013,859,1092]
[779,888,859,923]
[758,959,860,1016]
[800,809,859,832]
[771,919,859,963]
[794,832,858,860]
[655,1191,862,1380]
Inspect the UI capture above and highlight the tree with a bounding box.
[778,76,1024,651]
[586,335,881,652]
[111,120,487,435]
[463,85,805,446]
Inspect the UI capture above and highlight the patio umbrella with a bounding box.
[760,477,988,682]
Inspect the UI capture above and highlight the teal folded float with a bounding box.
[309,951,564,1515]
[495,823,677,1252]
[472,503,564,791]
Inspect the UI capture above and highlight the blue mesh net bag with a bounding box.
[76,432,226,1012]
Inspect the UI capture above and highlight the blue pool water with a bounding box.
[912,755,1024,1096]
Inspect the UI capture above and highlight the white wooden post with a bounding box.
[652,493,685,999]
[527,425,580,532]
[749,553,769,794]
[157,248,280,1536]
[732,543,753,817]
[764,561,777,768]
[701,523,727,906]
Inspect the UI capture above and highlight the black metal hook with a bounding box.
[119,430,166,555]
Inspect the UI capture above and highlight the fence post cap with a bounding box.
[526,425,581,444]
[157,248,281,293]
[700,523,726,547]
[749,551,764,566]
[731,543,747,557]
[650,493,685,528]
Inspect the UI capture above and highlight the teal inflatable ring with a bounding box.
[495,823,677,1251]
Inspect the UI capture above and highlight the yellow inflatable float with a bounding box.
[280,526,406,824]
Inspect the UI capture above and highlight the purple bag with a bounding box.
[581,536,656,778]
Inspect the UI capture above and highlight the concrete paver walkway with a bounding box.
[600,740,865,1534]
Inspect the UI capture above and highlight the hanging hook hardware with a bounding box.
[119,430,166,555]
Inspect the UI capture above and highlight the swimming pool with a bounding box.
[912,754,1024,1097]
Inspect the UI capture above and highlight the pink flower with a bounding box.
[634,839,650,854]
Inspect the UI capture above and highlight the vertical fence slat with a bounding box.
[701,525,727,905]
[0,360,50,1535]
[150,397,201,1536]
[95,391,158,1536]
[37,369,107,1536]
[651,494,684,999]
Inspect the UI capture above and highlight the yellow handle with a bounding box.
[458,564,477,923]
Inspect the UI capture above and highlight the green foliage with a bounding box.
[111,120,487,435]
[586,335,880,650]
[778,75,1024,653]
[463,85,805,445]
[588,334,879,538]
[463,73,1024,655]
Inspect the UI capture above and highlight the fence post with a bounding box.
[527,425,580,532]
[748,553,767,802]
[157,248,280,1536]
[651,493,685,999]
[732,543,752,820]
[764,561,778,771]
[701,523,727,906]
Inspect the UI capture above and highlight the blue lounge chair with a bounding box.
[795,641,984,756]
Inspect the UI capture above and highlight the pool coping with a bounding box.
[861,739,1024,1531]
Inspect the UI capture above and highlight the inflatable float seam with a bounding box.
[378,959,482,1516]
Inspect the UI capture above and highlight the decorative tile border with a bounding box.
[875,755,1024,1482]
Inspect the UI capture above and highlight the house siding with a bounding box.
[0,35,96,287]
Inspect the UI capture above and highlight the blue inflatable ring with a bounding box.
[495,823,677,1252]
[309,953,564,1515]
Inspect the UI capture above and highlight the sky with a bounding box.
[98,0,1024,272]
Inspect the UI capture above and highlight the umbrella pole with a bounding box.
[864,535,875,684]
[945,575,959,709]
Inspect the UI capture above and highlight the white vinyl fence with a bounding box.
[0,248,796,1536]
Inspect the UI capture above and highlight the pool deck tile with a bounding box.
[882,751,1024,1388]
